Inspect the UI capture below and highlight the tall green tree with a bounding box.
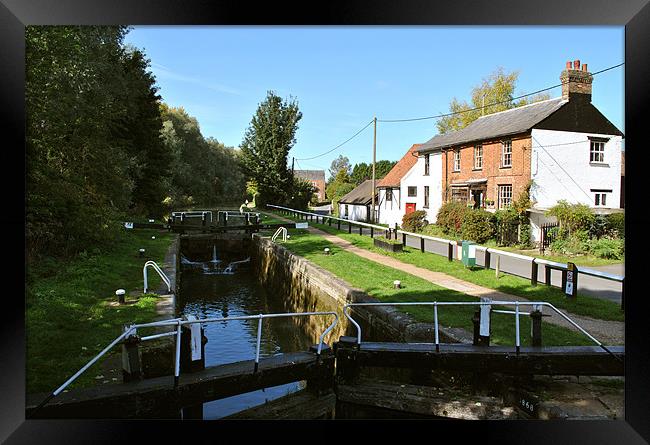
[436,67,551,134]
[328,155,351,182]
[240,91,302,206]
[112,47,171,217]
[350,160,397,185]
[26,26,135,258]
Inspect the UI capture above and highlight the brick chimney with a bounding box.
[560,59,593,102]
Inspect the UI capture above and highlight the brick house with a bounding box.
[415,60,623,243]
[294,170,326,202]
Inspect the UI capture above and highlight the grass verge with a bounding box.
[261,220,602,347]
[267,211,623,322]
[26,228,175,394]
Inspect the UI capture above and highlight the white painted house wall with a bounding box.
[530,129,622,210]
[338,202,370,222]
[378,187,402,226]
[529,129,622,243]
[400,152,443,224]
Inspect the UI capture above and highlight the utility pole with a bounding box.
[371,116,377,223]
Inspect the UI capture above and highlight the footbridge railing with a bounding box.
[33,310,339,413]
[342,300,621,360]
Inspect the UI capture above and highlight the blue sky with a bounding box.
[125,26,624,179]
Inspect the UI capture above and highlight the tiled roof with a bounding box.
[339,179,376,205]
[377,144,421,188]
[294,170,325,182]
[417,98,567,153]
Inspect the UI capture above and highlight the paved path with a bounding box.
[265,211,624,345]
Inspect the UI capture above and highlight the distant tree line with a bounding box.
[26,26,245,260]
[325,155,396,215]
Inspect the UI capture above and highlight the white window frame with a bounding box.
[498,184,513,209]
[424,154,430,175]
[424,186,430,208]
[386,189,392,202]
[590,140,605,163]
[501,140,512,168]
[474,144,483,170]
[453,150,461,172]
[407,186,417,197]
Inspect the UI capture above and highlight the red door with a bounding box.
[405,203,416,214]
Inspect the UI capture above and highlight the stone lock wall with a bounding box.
[252,235,470,345]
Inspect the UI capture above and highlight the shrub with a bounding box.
[587,215,609,239]
[546,200,594,236]
[437,202,471,235]
[494,208,520,246]
[605,213,625,238]
[461,209,496,244]
[402,210,428,232]
[587,238,624,260]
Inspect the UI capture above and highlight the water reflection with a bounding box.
[178,263,312,419]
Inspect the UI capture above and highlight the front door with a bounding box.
[405,203,416,214]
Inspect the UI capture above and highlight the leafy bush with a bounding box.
[605,213,625,238]
[493,208,520,246]
[546,200,594,236]
[549,235,588,257]
[587,215,609,239]
[436,202,471,235]
[461,209,496,244]
[286,177,316,211]
[402,210,429,232]
[587,238,624,260]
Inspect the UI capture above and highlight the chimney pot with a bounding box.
[582,63,588,72]
[573,59,580,69]
[566,61,572,69]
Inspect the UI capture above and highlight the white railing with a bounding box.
[143,260,171,294]
[267,204,624,287]
[34,310,339,411]
[272,227,288,242]
[342,300,619,357]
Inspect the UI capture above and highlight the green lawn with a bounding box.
[267,210,623,322]
[262,220,603,347]
[26,228,175,394]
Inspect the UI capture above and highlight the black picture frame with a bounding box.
[3,0,649,442]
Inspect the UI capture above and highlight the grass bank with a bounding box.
[267,211,623,322]
[261,220,600,347]
[26,227,175,394]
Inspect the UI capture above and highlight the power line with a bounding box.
[291,62,624,164]
[295,119,374,161]
[377,62,624,123]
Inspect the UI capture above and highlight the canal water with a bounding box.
[177,248,312,419]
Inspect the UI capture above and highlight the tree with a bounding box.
[350,160,397,185]
[436,67,551,134]
[240,91,302,206]
[113,47,171,218]
[328,155,351,182]
[326,168,355,215]
[26,26,136,259]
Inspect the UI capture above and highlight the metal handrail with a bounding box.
[268,204,624,284]
[34,311,338,412]
[342,301,619,358]
[143,260,171,294]
[271,226,288,242]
